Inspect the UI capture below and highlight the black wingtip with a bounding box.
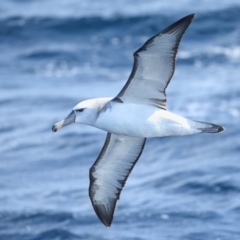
[161,13,195,34]
[92,203,114,227]
[182,13,195,20]
[187,13,195,18]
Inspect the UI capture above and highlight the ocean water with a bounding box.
[1,0,240,239]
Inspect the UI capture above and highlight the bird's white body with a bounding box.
[87,98,200,138]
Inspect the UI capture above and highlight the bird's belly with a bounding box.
[94,110,148,138]
[94,103,198,138]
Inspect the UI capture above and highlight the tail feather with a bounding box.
[193,120,224,133]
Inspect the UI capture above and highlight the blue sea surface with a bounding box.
[1,1,240,239]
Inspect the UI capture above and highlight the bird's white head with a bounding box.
[52,98,111,132]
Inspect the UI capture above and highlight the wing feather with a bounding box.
[116,14,195,110]
[89,133,146,227]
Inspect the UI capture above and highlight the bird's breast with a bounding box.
[94,103,164,138]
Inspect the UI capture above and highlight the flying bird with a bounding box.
[52,14,224,227]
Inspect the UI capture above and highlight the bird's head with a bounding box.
[52,99,102,132]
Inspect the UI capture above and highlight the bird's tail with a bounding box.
[192,120,224,133]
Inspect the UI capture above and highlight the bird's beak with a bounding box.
[52,110,76,132]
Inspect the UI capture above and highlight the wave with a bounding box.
[1,6,239,39]
[177,180,240,194]
[32,229,80,240]
[14,45,239,80]
[178,46,240,65]
[1,5,239,79]
[0,210,107,239]
[1,0,240,19]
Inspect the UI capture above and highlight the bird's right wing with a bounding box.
[89,133,146,227]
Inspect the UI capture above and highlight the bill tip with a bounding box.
[52,125,57,132]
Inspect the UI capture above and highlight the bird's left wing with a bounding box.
[89,133,146,227]
[115,14,194,110]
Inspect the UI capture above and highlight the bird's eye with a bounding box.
[75,108,84,112]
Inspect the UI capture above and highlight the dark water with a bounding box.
[1,1,240,239]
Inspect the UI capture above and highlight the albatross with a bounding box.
[52,14,224,227]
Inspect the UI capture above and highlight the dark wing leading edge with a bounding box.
[116,14,194,110]
[89,133,146,227]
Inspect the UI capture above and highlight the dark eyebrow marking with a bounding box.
[75,108,84,112]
